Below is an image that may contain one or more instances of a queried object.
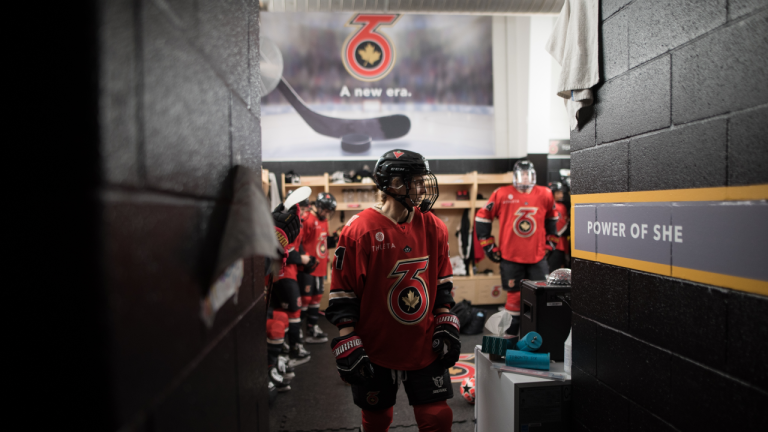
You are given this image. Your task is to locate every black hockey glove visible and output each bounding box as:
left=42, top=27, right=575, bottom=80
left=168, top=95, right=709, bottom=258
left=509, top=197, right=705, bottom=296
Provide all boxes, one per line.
left=479, top=236, right=501, bottom=263
left=272, top=204, right=301, bottom=247
left=546, top=235, right=559, bottom=252
left=432, top=313, right=461, bottom=369
left=302, top=255, right=318, bottom=273
left=331, top=332, right=374, bottom=386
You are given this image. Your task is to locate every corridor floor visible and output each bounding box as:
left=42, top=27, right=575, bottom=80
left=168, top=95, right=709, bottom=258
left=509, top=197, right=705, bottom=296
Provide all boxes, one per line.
left=269, top=309, right=493, bottom=432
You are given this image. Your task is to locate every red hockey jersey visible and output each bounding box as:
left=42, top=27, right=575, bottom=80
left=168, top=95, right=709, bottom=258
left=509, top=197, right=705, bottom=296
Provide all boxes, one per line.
left=275, top=230, right=302, bottom=282
left=555, top=202, right=570, bottom=253
left=301, top=211, right=329, bottom=277
left=475, top=185, right=558, bottom=264
left=327, top=207, right=453, bottom=371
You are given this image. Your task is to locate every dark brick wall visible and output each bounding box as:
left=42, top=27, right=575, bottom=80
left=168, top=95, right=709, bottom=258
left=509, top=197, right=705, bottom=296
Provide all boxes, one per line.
left=571, top=2, right=768, bottom=431
left=96, top=0, right=266, bottom=430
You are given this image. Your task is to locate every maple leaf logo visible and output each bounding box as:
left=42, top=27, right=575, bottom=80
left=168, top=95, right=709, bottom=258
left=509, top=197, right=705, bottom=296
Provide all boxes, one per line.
left=402, top=290, right=420, bottom=311
left=358, top=43, right=381, bottom=66
left=520, top=221, right=531, bottom=231
left=393, top=151, right=404, bottom=159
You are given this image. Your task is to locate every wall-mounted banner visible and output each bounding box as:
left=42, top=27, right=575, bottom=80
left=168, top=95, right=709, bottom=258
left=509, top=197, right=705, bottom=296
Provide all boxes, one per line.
left=571, top=185, right=768, bottom=295
left=260, top=13, right=493, bottom=161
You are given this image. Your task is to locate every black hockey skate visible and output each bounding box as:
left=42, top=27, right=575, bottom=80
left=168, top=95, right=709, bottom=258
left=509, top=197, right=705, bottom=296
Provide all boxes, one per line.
left=288, top=343, right=311, bottom=367
left=269, top=367, right=291, bottom=393
left=305, top=324, right=329, bottom=344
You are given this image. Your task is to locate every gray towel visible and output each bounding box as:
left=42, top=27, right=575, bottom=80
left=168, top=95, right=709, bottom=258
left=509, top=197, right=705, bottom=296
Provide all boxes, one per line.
left=546, top=0, right=599, bottom=130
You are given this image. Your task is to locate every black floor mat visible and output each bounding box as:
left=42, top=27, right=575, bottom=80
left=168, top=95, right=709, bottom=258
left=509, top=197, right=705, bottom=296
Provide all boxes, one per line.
left=269, top=306, right=501, bottom=432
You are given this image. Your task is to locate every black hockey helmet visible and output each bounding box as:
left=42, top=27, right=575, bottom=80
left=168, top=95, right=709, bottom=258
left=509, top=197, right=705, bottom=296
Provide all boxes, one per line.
left=374, top=149, right=439, bottom=213
left=512, top=160, right=536, bottom=193
left=548, top=181, right=564, bottom=193
left=315, top=192, right=337, bottom=220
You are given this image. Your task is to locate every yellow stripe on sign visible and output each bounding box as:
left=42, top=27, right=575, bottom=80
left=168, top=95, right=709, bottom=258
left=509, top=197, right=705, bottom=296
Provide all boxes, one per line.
left=571, top=184, right=768, bottom=204
left=672, top=266, right=768, bottom=296
left=596, top=253, right=671, bottom=276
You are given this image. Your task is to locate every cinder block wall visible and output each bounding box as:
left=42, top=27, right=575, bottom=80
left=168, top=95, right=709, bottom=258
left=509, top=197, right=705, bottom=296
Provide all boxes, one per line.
left=98, top=0, right=266, bottom=430
left=570, top=1, right=767, bottom=431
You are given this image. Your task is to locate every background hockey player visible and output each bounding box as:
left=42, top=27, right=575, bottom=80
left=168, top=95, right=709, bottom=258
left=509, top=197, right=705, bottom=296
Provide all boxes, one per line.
left=546, top=181, right=570, bottom=272
left=475, top=160, right=559, bottom=337
left=325, top=149, right=460, bottom=432
left=271, top=196, right=317, bottom=367
left=299, top=192, right=337, bottom=344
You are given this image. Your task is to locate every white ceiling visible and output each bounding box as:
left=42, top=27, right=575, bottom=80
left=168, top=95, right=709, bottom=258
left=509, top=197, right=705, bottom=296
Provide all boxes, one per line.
left=261, top=0, right=564, bottom=14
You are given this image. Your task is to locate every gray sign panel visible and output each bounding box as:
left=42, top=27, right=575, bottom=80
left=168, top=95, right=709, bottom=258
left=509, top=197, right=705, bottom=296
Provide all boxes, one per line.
left=573, top=205, right=596, bottom=253
left=596, top=204, right=672, bottom=265
left=672, top=201, right=768, bottom=281
left=573, top=199, right=768, bottom=283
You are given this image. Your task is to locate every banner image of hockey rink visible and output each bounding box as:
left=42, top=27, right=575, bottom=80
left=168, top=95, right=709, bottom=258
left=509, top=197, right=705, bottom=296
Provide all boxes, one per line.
left=260, top=13, right=493, bottom=161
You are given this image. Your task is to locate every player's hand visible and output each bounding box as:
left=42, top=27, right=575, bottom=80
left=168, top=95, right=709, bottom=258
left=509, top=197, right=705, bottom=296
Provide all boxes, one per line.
left=273, top=205, right=301, bottom=247
left=432, top=313, right=461, bottom=369
left=479, top=237, right=501, bottom=263
left=331, top=332, right=374, bottom=386
left=303, top=255, right=318, bottom=273
left=546, top=235, right=559, bottom=252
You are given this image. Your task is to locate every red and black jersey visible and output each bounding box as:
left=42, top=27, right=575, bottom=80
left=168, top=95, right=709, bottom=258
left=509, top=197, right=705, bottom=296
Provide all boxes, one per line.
left=475, top=185, right=558, bottom=264
left=326, top=207, right=454, bottom=371
left=301, top=211, right=329, bottom=277
left=275, top=230, right=302, bottom=282
left=555, top=202, right=569, bottom=253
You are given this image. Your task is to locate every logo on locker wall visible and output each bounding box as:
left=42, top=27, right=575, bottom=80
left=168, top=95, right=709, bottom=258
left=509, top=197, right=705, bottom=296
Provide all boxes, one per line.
left=343, top=14, right=400, bottom=82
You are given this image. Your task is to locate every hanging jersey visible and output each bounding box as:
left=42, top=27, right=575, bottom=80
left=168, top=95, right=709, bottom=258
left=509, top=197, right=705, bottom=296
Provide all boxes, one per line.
left=555, top=202, right=569, bottom=252
left=327, top=207, right=454, bottom=371
left=475, top=185, right=558, bottom=264
left=302, top=211, right=329, bottom=277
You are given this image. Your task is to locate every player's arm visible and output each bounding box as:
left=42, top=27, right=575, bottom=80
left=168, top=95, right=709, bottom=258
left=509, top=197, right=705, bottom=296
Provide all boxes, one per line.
left=475, top=189, right=501, bottom=262
left=326, top=233, right=374, bottom=384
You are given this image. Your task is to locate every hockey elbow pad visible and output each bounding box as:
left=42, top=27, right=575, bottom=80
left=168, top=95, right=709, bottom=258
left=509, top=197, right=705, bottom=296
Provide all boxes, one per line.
left=432, top=313, right=461, bottom=369
left=479, top=236, right=501, bottom=263
left=331, top=332, right=374, bottom=386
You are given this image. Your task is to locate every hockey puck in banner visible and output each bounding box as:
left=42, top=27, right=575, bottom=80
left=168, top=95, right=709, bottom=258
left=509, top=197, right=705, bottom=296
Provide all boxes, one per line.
left=341, top=133, right=372, bottom=152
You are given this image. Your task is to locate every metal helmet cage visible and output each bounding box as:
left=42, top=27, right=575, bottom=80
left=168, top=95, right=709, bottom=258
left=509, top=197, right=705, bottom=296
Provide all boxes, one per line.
left=512, top=160, right=536, bottom=193
left=315, top=192, right=337, bottom=220
left=374, top=149, right=439, bottom=213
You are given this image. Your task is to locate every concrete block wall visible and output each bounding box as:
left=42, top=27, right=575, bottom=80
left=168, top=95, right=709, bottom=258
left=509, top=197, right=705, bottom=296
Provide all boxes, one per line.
left=98, top=0, right=265, bottom=430
left=570, top=1, right=768, bottom=431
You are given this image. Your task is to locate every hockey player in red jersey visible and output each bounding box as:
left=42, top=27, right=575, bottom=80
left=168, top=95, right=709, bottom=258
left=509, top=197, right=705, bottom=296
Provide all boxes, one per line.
left=272, top=193, right=317, bottom=367
left=546, top=182, right=570, bottom=272
left=475, top=160, right=559, bottom=337
left=299, top=192, right=336, bottom=344
left=326, top=149, right=460, bottom=432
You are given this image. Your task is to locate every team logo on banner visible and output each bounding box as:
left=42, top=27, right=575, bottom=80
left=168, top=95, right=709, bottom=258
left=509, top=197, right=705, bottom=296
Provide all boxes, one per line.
left=449, top=354, right=476, bottom=383
left=342, top=14, right=400, bottom=82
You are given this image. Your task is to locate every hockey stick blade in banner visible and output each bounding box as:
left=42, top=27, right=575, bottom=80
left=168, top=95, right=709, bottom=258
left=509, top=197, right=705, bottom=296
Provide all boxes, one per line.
left=277, top=77, right=411, bottom=140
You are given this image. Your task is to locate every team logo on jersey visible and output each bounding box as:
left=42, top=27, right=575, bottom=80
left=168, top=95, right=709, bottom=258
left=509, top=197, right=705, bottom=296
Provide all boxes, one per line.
left=393, top=151, right=404, bottom=158
left=485, top=202, right=494, bottom=211
left=343, top=14, right=400, bottom=82
left=513, top=207, right=538, bottom=238
left=432, top=376, right=444, bottom=388
left=403, top=245, right=412, bottom=253
left=387, top=257, right=430, bottom=325
left=317, top=232, right=328, bottom=259
left=375, top=232, right=385, bottom=242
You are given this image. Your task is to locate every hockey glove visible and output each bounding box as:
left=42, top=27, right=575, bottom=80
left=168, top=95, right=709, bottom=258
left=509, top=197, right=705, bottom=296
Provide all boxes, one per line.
left=273, top=204, right=301, bottom=247
left=432, top=313, right=461, bottom=369
left=302, top=255, right=318, bottom=274
left=546, top=235, right=560, bottom=252
left=331, top=332, right=374, bottom=386
left=479, top=237, right=501, bottom=263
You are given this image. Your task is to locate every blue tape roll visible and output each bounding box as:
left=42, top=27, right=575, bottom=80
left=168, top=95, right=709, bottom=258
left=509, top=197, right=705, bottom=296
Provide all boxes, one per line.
left=505, top=349, right=550, bottom=370
left=516, top=332, right=543, bottom=352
